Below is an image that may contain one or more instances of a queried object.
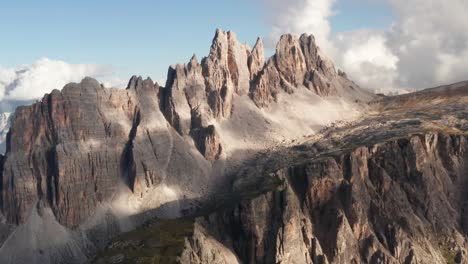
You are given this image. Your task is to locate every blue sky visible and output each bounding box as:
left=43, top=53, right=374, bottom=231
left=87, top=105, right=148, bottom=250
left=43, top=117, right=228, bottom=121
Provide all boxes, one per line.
left=0, top=0, right=393, bottom=81
left=331, top=0, right=393, bottom=32
left=2, top=0, right=466, bottom=109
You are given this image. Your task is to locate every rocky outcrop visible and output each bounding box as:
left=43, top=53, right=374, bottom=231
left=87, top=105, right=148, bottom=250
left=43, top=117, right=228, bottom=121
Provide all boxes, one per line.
left=250, top=33, right=340, bottom=106
left=248, top=38, right=265, bottom=81
left=249, top=59, right=282, bottom=107
left=161, top=55, right=208, bottom=136
left=275, top=34, right=307, bottom=87
left=161, top=29, right=354, bottom=133
left=190, top=125, right=222, bottom=161
left=179, top=223, right=241, bottom=264
left=201, top=30, right=247, bottom=119
left=160, top=30, right=253, bottom=158
left=193, top=132, right=467, bottom=264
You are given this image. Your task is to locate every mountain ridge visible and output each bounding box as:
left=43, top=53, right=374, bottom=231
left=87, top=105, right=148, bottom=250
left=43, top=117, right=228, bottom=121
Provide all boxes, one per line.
left=1, top=29, right=466, bottom=264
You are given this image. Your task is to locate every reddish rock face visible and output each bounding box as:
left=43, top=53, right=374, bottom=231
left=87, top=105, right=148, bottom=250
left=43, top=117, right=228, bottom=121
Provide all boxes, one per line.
left=2, top=78, right=131, bottom=226
left=193, top=133, right=468, bottom=264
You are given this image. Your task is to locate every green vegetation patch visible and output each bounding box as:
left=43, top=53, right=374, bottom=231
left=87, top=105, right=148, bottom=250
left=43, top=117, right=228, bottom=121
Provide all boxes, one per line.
left=92, top=218, right=195, bottom=264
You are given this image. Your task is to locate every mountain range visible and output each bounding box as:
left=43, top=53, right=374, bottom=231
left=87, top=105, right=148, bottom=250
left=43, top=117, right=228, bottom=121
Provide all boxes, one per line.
left=0, top=29, right=467, bottom=264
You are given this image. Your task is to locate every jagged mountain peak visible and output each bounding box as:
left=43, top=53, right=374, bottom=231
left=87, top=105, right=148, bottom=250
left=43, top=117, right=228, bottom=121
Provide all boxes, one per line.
left=248, top=37, right=265, bottom=80
left=161, top=29, right=372, bottom=120
left=188, top=54, right=199, bottom=69
left=126, top=75, right=155, bottom=90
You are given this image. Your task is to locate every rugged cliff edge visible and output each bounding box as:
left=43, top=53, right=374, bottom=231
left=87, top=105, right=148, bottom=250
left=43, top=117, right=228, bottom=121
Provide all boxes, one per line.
left=94, top=82, right=468, bottom=263
left=0, top=29, right=374, bottom=264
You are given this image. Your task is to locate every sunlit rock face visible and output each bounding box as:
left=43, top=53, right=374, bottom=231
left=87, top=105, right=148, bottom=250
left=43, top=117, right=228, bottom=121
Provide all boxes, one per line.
left=0, top=29, right=377, bottom=263
left=1, top=77, right=212, bottom=227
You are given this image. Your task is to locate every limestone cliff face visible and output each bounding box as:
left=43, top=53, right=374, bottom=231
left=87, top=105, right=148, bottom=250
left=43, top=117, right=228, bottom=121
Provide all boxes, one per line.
left=1, top=77, right=211, bottom=227
left=191, top=133, right=467, bottom=264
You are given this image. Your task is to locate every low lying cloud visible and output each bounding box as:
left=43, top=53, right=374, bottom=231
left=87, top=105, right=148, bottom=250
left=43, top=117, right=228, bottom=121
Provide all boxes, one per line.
left=0, top=58, right=126, bottom=112
left=262, top=0, right=468, bottom=93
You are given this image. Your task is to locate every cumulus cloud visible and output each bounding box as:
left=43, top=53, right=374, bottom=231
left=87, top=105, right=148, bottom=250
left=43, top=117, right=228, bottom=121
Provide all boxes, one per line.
left=0, top=58, right=126, bottom=111
left=334, top=30, right=399, bottom=92
left=386, top=0, right=468, bottom=90
left=263, top=0, right=336, bottom=54
left=262, top=0, right=468, bottom=93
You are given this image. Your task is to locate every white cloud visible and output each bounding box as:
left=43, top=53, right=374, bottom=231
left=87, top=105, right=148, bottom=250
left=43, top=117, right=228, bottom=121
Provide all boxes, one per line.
left=0, top=68, right=16, bottom=101
left=263, top=0, right=336, bottom=54
left=261, top=0, right=468, bottom=93
left=0, top=58, right=126, bottom=104
left=334, top=30, right=399, bottom=93
left=385, top=0, right=468, bottom=90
